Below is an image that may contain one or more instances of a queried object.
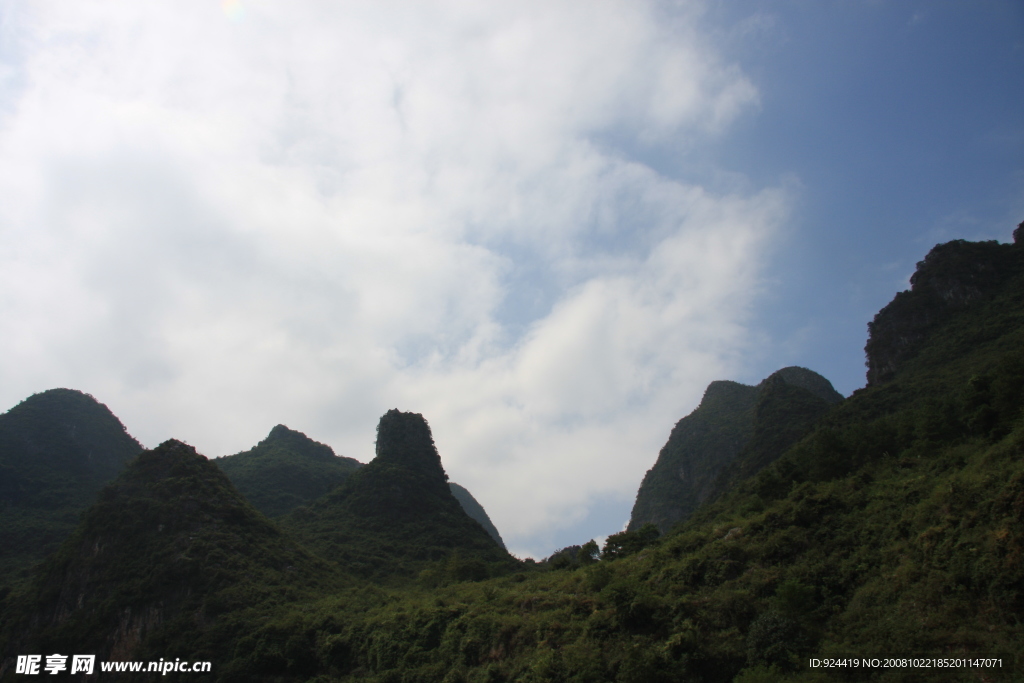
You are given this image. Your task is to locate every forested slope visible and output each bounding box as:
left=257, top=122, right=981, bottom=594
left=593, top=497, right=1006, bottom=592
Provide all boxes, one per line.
left=0, top=389, right=142, bottom=589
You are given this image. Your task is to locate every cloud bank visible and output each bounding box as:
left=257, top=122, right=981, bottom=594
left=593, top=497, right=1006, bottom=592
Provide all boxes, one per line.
left=0, top=0, right=788, bottom=557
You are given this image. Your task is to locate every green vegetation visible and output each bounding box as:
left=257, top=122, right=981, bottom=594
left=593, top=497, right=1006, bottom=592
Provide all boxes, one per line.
left=0, top=439, right=346, bottom=678
left=0, top=389, right=141, bottom=590
left=3, top=235, right=1024, bottom=681
left=216, top=424, right=362, bottom=519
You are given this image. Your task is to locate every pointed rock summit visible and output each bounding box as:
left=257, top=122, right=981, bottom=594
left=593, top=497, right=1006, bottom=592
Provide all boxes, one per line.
left=282, top=410, right=512, bottom=579
left=374, top=408, right=448, bottom=485
left=262, top=423, right=339, bottom=459
left=628, top=367, right=842, bottom=533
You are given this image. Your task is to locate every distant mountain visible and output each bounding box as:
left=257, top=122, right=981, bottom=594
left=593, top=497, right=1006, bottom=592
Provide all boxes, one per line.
left=0, top=439, right=342, bottom=675
left=0, top=389, right=142, bottom=588
left=216, top=424, right=362, bottom=519
left=628, top=366, right=843, bottom=533
left=281, top=409, right=513, bottom=579
left=449, top=482, right=506, bottom=550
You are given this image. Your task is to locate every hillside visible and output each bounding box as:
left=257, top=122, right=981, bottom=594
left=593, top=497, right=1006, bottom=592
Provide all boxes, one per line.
left=0, top=389, right=142, bottom=589
left=629, top=367, right=843, bottom=533
left=281, top=409, right=514, bottom=580
left=0, top=439, right=344, bottom=680
left=216, top=424, right=362, bottom=519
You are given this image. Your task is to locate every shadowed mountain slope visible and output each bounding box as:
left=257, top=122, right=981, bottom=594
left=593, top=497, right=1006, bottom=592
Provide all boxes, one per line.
left=0, top=389, right=142, bottom=588
left=281, top=409, right=513, bottom=580
left=449, top=482, right=506, bottom=550
left=628, top=367, right=842, bottom=533
left=0, top=439, right=343, bottom=678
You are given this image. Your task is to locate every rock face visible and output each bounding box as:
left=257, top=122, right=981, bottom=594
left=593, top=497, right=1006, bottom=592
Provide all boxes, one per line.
left=865, top=237, right=1024, bottom=385
left=374, top=409, right=447, bottom=482
left=282, top=410, right=512, bottom=579
left=0, top=389, right=143, bottom=586
left=628, top=367, right=842, bottom=533
left=0, top=439, right=336, bottom=670
left=216, top=424, right=362, bottom=519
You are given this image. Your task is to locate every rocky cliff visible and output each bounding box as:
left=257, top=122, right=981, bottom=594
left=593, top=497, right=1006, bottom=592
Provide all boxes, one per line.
left=628, top=367, right=842, bottom=533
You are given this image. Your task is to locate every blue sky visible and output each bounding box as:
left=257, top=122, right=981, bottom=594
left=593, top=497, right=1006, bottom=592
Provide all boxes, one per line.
left=710, top=1, right=1024, bottom=395
left=0, top=1, right=1021, bottom=559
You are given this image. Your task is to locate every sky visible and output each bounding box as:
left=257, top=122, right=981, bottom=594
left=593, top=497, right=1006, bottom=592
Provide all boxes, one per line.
left=0, top=1, right=1021, bottom=560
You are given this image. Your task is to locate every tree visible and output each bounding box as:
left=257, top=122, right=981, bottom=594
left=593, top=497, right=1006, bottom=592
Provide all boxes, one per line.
left=602, top=524, right=660, bottom=560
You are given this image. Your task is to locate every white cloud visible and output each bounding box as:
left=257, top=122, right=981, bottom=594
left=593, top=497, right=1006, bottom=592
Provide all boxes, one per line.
left=0, top=0, right=787, bottom=558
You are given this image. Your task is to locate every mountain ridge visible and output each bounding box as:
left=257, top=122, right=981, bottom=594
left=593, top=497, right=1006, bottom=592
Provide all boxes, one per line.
left=3, top=230, right=1024, bottom=681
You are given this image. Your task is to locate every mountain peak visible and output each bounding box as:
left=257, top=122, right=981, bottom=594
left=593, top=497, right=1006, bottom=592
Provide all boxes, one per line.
left=2, top=388, right=141, bottom=478
left=374, top=409, right=446, bottom=483
left=0, top=388, right=143, bottom=585
left=217, top=426, right=359, bottom=519
left=267, top=423, right=297, bottom=439
left=257, top=424, right=335, bottom=459
left=762, top=366, right=844, bottom=403
left=120, top=440, right=225, bottom=493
